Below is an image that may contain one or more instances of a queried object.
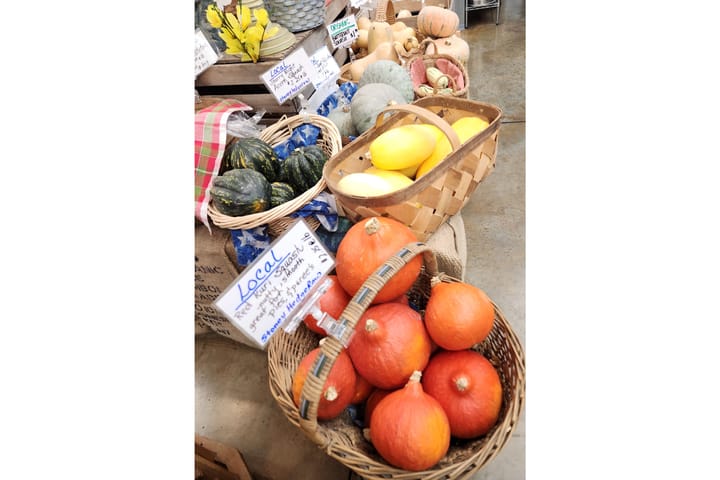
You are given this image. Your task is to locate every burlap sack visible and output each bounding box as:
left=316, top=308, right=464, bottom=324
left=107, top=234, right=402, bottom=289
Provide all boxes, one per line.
left=195, top=222, right=258, bottom=348
left=195, top=214, right=467, bottom=345
left=424, top=213, right=467, bottom=280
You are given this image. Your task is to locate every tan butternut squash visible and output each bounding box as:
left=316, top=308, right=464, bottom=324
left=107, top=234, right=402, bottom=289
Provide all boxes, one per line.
left=354, top=29, right=369, bottom=50
left=357, top=16, right=372, bottom=31
left=349, top=41, right=400, bottom=81
left=390, top=21, right=409, bottom=32
left=367, top=22, right=394, bottom=53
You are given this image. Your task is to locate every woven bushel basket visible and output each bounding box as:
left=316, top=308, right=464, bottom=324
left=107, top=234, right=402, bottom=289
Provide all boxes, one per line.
left=207, top=113, right=342, bottom=237
left=268, top=242, right=525, bottom=480
left=323, top=96, right=502, bottom=242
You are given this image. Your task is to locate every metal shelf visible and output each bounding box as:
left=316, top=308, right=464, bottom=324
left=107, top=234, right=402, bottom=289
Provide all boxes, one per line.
left=466, top=0, right=500, bottom=26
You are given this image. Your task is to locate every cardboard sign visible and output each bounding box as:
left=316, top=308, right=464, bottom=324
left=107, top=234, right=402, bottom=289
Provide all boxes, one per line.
left=327, top=15, right=359, bottom=49
left=214, top=219, right=335, bottom=348
left=260, top=48, right=314, bottom=105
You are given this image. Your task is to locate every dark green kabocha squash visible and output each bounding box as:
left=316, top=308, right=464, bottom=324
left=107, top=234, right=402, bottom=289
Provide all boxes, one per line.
left=270, top=182, right=296, bottom=208
left=209, top=168, right=271, bottom=216
left=222, top=137, right=281, bottom=182
left=280, top=145, right=329, bottom=193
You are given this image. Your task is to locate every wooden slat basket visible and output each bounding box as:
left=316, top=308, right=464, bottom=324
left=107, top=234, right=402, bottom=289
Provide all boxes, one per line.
left=207, top=113, right=342, bottom=236
left=267, top=242, right=525, bottom=480
left=323, top=96, right=502, bottom=241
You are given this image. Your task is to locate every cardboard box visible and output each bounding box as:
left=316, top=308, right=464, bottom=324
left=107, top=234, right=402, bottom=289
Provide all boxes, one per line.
left=195, top=223, right=257, bottom=348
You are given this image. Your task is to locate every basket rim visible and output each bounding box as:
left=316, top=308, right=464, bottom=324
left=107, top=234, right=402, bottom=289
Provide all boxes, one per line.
left=207, top=113, right=342, bottom=230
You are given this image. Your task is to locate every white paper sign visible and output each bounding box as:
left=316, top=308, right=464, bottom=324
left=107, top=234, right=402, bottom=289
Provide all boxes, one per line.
left=195, top=29, right=219, bottom=77
left=260, top=48, right=314, bottom=105
left=327, top=15, right=359, bottom=49
left=308, top=46, right=341, bottom=89
left=214, top=219, right=335, bottom=348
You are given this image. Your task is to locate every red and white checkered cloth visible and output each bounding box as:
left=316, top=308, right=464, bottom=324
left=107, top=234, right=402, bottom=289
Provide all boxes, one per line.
left=195, top=99, right=252, bottom=230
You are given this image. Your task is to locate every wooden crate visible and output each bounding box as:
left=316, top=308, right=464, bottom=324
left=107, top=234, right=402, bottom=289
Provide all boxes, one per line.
left=195, top=0, right=350, bottom=117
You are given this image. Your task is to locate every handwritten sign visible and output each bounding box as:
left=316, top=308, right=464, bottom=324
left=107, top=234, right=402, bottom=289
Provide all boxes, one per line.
left=213, top=219, right=335, bottom=349
left=308, top=46, right=341, bottom=88
left=195, top=29, right=219, bottom=77
left=260, top=48, right=314, bottom=105
left=327, top=15, right=359, bottom=49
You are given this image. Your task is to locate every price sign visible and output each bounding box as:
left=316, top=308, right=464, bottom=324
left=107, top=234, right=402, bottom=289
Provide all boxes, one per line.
left=213, top=219, right=335, bottom=349
left=260, top=48, right=314, bottom=105
left=308, top=46, right=341, bottom=89
left=195, top=29, right=219, bottom=77
left=327, top=15, right=359, bottom=49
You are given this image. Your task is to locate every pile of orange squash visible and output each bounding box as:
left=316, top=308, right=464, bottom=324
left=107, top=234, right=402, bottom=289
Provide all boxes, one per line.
left=291, top=217, right=503, bottom=471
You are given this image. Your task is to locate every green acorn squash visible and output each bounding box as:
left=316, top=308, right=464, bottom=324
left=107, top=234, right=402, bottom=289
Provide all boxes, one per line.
left=222, top=137, right=280, bottom=182
left=209, top=168, right=271, bottom=216
left=270, top=182, right=296, bottom=208
left=280, top=145, right=329, bottom=193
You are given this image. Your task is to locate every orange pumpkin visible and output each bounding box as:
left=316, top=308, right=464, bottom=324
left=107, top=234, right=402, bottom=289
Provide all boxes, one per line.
left=347, top=302, right=432, bottom=389
left=302, top=275, right=351, bottom=335
left=363, top=387, right=394, bottom=427
left=335, top=217, right=422, bottom=304
left=351, top=373, right=374, bottom=405
left=417, top=5, right=459, bottom=39
left=291, top=347, right=357, bottom=420
left=422, top=350, right=503, bottom=439
left=369, top=371, right=450, bottom=471
left=424, top=279, right=495, bottom=350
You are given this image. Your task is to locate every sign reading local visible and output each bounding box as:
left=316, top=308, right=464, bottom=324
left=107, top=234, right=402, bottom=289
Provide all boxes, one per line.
left=260, top=47, right=315, bottom=105
left=214, top=219, right=335, bottom=348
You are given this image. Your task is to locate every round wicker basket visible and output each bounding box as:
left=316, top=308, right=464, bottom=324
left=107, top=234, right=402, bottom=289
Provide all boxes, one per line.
left=407, top=52, right=469, bottom=100
left=207, top=113, right=342, bottom=235
left=268, top=242, right=525, bottom=480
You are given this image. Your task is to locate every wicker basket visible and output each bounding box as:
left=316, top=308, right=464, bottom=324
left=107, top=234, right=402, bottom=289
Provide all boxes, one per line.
left=207, top=113, right=342, bottom=236
left=407, top=53, right=469, bottom=99
left=323, top=97, right=502, bottom=241
left=268, top=242, right=525, bottom=480
left=265, top=0, right=325, bottom=33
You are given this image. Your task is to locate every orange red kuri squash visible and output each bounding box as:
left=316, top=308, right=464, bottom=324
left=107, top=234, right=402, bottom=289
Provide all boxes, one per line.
left=363, top=387, right=394, bottom=427
left=302, top=275, right=351, bottom=335
left=422, top=349, right=503, bottom=439
left=351, top=373, right=374, bottom=405
left=369, top=370, right=451, bottom=471
left=335, top=217, right=422, bottom=304
left=424, top=279, right=495, bottom=350
left=291, top=347, right=357, bottom=420
left=347, top=302, right=432, bottom=389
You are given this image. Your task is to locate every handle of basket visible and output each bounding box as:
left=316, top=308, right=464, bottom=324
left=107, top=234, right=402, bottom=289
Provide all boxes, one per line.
left=374, top=103, right=462, bottom=152
left=419, top=37, right=438, bottom=56
left=297, top=242, right=438, bottom=443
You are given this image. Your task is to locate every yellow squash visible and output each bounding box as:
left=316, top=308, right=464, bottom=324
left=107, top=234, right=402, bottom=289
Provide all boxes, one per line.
left=369, top=124, right=437, bottom=171
left=336, top=172, right=395, bottom=197
left=416, top=116, right=490, bottom=179
left=363, top=166, right=414, bottom=192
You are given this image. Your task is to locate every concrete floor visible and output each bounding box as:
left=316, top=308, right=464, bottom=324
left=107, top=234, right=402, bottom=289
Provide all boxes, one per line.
left=196, top=3, right=526, bottom=479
